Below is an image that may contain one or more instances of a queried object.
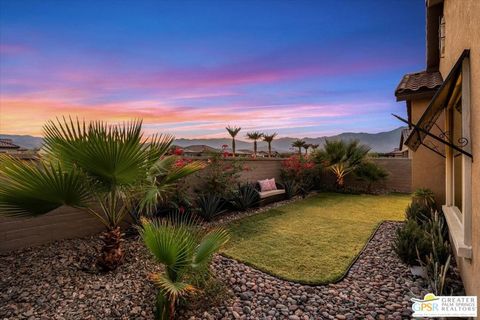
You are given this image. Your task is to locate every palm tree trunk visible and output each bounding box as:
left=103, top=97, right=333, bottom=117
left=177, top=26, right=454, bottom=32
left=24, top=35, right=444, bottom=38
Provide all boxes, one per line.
left=298, top=147, right=301, bottom=155
left=254, top=140, right=257, bottom=157
left=336, top=176, right=345, bottom=189
left=232, top=138, right=236, bottom=158
left=268, top=143, right=272, bottom=158
left=97, top=226, right=124, bottom=271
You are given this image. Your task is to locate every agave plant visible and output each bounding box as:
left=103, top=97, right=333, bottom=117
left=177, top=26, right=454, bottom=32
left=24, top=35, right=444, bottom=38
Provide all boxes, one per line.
left=262, top=133, right=277, bottom=158
left=246, top=131, right=263, bottom=157
left=140, top=217, right=230, bottom=320
left=226, top=126, right=241, bottom=157
left=314, top=139, right=370, bottom=189
left=291, top=139, right=306, bottom=155
left=231, top=184, right=260, bottom=211
left=196, top=194, right=227, bottom=221
left=0, top=117, right=204, bottom=271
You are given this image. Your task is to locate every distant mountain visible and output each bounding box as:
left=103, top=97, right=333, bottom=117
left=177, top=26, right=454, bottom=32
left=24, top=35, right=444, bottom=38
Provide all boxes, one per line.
left=174, top=127, right=406, bottom=153
left=1, top=127, right=405, bottom=153
left=0, top=134, right=44, bottom=149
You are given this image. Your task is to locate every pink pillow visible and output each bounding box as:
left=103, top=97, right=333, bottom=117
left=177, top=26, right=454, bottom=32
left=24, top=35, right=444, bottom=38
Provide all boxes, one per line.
left=258, top=178, right=277, bottom=192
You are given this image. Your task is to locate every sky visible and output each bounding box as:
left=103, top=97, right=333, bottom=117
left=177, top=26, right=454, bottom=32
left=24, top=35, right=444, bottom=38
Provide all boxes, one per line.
left=0, top=0, right=425, bottom=139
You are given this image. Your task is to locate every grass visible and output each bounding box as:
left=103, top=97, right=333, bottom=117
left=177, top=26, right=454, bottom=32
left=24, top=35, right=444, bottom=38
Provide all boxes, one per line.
left=221, top=192, right=410, bottom=284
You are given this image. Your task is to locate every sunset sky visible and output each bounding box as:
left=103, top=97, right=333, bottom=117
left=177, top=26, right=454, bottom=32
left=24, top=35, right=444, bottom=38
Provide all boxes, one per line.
left=0, top=1, right=425, bottom=138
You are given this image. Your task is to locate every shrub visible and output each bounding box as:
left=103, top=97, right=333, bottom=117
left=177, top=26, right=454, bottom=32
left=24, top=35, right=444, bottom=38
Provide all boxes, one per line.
left=393, top=220, right=431, bottom=266
left=424, top=211, right=451, bottom=265
left=353, top=161, right=388, bottom=193
left=405, top=202, right=432, bottom=227
left=412, top=188, right=437, bottom=210
left=140, top=216, right=229, bottom=320
left=231, top=184, right=260, bottom=211
left=281, top=155, right=316, bottom=196
left=196, top=194, right=227, bottom=221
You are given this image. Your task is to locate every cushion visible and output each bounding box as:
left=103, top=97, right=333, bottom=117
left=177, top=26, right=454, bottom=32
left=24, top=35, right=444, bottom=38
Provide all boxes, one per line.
left=258, top=189, right=286, bottom=199
left=258, top=178, right=277, bottom=192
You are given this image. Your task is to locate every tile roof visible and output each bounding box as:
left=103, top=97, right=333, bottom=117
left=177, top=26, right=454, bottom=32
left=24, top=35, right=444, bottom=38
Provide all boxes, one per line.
left=395, top=71, right=443, bottom=99
left=0, top=139, right=20, bottom=149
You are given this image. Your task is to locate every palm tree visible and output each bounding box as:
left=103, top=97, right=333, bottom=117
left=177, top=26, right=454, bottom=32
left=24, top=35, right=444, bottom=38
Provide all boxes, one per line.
left=263, top=133, right=277, bottom=158
left=303, top=143, right=311, bottom=155
left=310, top=144, right=319, bottom=151
left=140, top=216, right=229, bottom=320
left=314, top=139, right=370, bottom=189
left=0, top=117, right=204, bottom=271
left=291, top=139, right=306, bottom=155
left=226, top=126, right=241, bottom=157
left=246, top=131, right=263, bottom=157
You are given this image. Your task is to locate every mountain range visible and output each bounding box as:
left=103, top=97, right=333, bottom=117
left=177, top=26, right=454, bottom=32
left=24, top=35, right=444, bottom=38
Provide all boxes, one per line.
left=1, top=126, right=405, bottom=153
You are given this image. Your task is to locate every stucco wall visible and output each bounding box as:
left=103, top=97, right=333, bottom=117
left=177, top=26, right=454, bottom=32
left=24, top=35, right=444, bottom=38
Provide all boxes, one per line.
left=410, top=98, right=446, bottom=204
left=441, top=0, right=480, bottom=302
left=0, top=158, right=411, bottom=252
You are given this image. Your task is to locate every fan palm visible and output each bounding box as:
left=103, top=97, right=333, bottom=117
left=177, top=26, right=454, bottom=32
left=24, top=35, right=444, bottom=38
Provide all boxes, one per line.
left=0, top=117, right=204, bottom=271
left=314, top=139, right=370, bottom=188
left=310, top=144, right=319, bottom=151
left=291, top=139, right=306, bottom=155
left=225, top=126, right=241, bottom=157
left=262, top=133, right=277, bottom=158
left=246, top=131, right=263, bottom=157
left=303, top=143, right=311, bottom=155
left=140, top=216, right=229, bottom=320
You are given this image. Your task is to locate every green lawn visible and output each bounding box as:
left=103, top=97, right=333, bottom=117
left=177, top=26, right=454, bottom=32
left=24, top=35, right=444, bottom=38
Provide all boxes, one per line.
left=221, top=192, right=410, bottom=284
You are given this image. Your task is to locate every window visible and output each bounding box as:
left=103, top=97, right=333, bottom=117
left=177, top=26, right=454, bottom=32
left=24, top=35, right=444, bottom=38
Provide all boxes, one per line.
left=439, top=16, right=445, bottom=58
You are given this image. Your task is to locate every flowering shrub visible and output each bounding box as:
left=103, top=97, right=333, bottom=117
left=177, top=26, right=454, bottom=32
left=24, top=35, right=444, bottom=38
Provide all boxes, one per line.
left=281, top=155, right=317, bottom=197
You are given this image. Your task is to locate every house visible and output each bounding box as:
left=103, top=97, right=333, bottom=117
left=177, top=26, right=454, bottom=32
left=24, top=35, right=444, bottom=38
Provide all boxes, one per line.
left=0, top=139, right=21, bottom=153
left=394, top=0, right=479, bottom=302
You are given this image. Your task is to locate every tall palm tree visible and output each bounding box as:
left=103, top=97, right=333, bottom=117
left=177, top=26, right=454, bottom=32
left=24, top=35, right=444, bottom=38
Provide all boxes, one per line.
left=291, top=139, right=306, bottom=155
left=263, top=133, right=277, bottom=158
left=246, top=131, right=263, bottom=157
left=140, top=216, right=229, bottom=320
left=310, top=144, right=319, bottom=151
left=0, top=117, right=204, bottom=271
left=225, top=126, right=241, bottom=157
left=314, top=139, right=370, bottom=188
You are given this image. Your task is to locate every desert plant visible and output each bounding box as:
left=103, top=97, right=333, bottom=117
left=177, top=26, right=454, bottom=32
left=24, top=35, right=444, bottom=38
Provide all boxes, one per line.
left=0, top=118, right=203, bottom=271
left=140, top=216, right=229, bottom=320
left=405, top=202, right=432, bottom=226
left=246, top=131, right=263, bottom=157
left=314, top=139, right=370, bottom=189
left=424, top=211, right=451, bottom=264
left=393, top=219, right=431, bottom=266
left=226, top=126, right=241, bottom=157
left=412, top=188, right=436, bottom=210
left=354, top=161, right=388, bottom=193
left=283, top=179, right=298, bottom=199
left=291, top=139, right=306, bottom=155
left=422, top=253, right=452, bottom=295
left=303, top=143, right=311, bottom=155
left=196, top=194, right=227, bottom=221
left=263, top=133, right=277, bottom=158
left=231, top=184, right=260, bottom=211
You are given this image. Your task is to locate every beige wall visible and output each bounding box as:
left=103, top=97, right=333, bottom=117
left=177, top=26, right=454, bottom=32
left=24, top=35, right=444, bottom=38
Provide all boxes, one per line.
left=410, top=98, right=446, bottom=204
left=440, top=0, right=480, bottom=302
left=0, top=158, right=411, bottom=252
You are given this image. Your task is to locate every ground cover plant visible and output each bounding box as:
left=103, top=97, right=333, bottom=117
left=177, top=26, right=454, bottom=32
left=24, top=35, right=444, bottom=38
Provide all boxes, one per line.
left=221, top=192, right=410, bottom=284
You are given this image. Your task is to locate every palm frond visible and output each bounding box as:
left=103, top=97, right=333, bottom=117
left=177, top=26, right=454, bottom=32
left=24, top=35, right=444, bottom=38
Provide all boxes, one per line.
left=0, top=154, right=91, bottom=217
left=226, top=126, right=241, bottom=137
left=150, top=272, right=197, bottom=298
left=193, top=228, right=230, bottom=268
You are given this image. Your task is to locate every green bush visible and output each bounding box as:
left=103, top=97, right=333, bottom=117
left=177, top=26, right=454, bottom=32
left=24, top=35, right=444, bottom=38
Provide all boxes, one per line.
left=393, top=219, right=431, bottom=266
left=424, top=211, right=451, bottom=265
left=231, top=184, right=260, bottom=211
left=196, top=194, right=227, bottom=221
left=283, top=179, right=298, bottom=199
left=353, top=161, right=388, bottom=193
left=412, top=188, right=437, bottom=210
left=405, top=202, right=432, bottom=226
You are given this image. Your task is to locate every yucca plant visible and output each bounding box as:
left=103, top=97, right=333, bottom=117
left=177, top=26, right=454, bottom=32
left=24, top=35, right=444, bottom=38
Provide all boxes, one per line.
left=231, top=184, right=260, bottom=211
left=196, top=194, right=227, bottom=221
left=412, top=188, right=437, bottom=210
left=405, top=202, right=432, bottom=227
left=140, top=217, right=230, bottom=320
left=0, top=117, right=204, bottom=271
left=313, top=139, right=370, bottom=189
left=226, top=126, right=241, bottom=158
left=246, top=131, right=263, bottom=157
left=263, top=133, right=277, bottom=158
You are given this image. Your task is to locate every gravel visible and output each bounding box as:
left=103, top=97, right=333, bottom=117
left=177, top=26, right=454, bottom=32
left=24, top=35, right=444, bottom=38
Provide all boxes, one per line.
left=0, top=220, right=462, bottom=320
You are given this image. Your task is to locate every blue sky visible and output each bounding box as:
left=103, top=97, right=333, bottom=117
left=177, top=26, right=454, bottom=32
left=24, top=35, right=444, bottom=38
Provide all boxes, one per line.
left=0, top=0, right=425, bottom=138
